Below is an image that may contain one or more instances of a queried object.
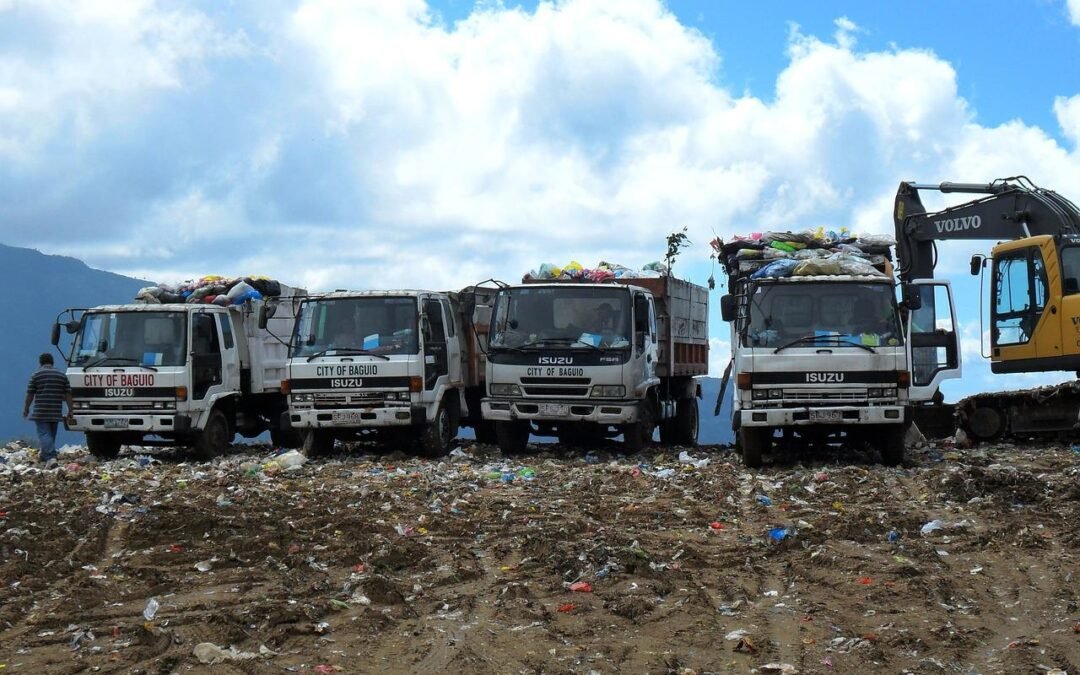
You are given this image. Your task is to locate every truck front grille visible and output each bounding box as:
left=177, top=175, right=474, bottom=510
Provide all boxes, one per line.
left=85, top=400, right=174, bottom=412
left=782, top=390, right=868, bottom=402
left=314, top=392, right=388, bottom=408
left=520, top=377, right=591, bottom=398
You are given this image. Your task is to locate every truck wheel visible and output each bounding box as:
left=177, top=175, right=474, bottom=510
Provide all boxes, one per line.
left=475, top=420, right=497, bottom=445
left=270, top=428, right=303, bottom=449
left=85, top=432, right=122, bottom=460
left=738, top=426, right=769, bottom=468
left=674, top=399, right=699, bottom=446
left=193, top=409, right=233, bottom=461
left=879, top=424, right=906, bottom=466
left=495, top=420, right=530, bottom=454
left=302, top=429, right=335, bottom=457
left=623, top=406, right=654, bottom=452
left=420, top=405, right=452, bottom=457
left=967, top=405, right=1004, bottom=441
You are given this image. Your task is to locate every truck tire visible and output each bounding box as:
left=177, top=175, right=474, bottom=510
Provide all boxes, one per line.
left=495, top=420, right=530, bottom=454
left=738, top=426, right=770, bottom=468
left=879, top=424, right=905, bottom=466
left=623, top=406, right=654, bottom=452
left=672, top=399, right=699, bottom=446
left=270, top=428, right=303, bottom=449
left=419, top=405, right=452, bottom=457
left=86, top=432, right=122, bottom=460
left=193, top=409, right=233, bottom=461
left=302, top=429, right=335, bottom=458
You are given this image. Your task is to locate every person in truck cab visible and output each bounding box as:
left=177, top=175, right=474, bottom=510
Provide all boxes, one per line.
left=851, top=297, right=893, bottom=337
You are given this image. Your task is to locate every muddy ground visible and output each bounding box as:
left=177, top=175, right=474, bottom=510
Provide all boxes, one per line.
left=0, top=437, right=1078, bottom=674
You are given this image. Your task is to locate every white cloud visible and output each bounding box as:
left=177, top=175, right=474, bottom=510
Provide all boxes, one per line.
left=1068, top=0, right=1080, bottom=26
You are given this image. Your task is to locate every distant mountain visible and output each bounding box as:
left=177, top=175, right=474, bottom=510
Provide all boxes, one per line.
left=0, top=243, right=149, bottom=444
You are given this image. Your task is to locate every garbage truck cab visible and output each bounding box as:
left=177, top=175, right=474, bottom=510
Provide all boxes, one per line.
left=482, top=277, right=708, bottom=452
left=54, top=285, right=302, bottom=460
left=722, top=270, right=913, bottom=467
left=282, top=290, right=487, bottom=456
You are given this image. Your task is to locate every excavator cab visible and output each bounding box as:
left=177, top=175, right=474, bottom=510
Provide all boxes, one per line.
left=985, top=234, right=1080, bottom=373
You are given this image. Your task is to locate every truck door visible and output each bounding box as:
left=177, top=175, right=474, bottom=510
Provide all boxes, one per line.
left=422, top=298, right=449, bottom=391
left=906, top=280, right=961, bottom=402
left=191, top=312, right=223, bottom=401
left=440, top=298, right=462, bottom=384
left=634, top=292, right=657, bottom=381
left=216, top=312, right=241, bottom=392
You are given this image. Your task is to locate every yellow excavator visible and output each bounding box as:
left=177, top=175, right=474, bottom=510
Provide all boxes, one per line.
left=894, top=176, right=1080, bottom=440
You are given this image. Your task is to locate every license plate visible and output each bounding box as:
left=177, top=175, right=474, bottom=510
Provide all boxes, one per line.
left=538, top=403, right=569, bottom=416
left=331, top=411, right=364, bottom=425
left=809, top=409, right=842, bottom=423
left=103, top=418, right=128, bottom=429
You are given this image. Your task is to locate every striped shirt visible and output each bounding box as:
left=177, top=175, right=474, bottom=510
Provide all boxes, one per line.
left=26, top=366, right=71, bottom=421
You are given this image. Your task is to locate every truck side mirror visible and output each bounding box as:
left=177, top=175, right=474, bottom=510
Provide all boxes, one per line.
left=66, top=320, right=80, bottom=334
left=50, top=323, right=61, bottom=346
left=901, top=285, right=922, bottom=311
left=969, top=254, right=985, bottom=276
left=720, top=295, right=736, bottom=322
left=258, top=304, right=276, bottom=329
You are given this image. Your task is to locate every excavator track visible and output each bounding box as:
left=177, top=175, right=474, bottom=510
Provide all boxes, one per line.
left=957, top=380, right=1080, bottom=442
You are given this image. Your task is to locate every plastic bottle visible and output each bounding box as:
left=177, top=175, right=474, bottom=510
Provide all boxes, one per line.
left=143, top=597, right=160, bottom=620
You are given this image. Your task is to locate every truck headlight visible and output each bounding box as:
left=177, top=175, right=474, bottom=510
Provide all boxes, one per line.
left=591, top=385, right=625, bottom=397
left=292, top=393, right=314, bottom=403
left=490, top=383, right=521, bottom=397
left=768, top=389, right=782, bottom=399
left=75, top=401, right=90, bottom=410
left=393, top=392, right=410, bottom=401
left=752, top=389, right=767, bottom=400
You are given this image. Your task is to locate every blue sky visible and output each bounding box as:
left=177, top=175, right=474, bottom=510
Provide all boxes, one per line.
left=3, top=0, right=1080, bottom=401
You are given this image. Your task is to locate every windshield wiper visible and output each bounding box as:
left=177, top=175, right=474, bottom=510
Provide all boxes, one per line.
left=306, top=347, right=391, bottom=362
left=82, top=357, right=159, bottom=371
left=773, top=335, right=877, bottom=354
left=515, top=337, right=603, bottom=350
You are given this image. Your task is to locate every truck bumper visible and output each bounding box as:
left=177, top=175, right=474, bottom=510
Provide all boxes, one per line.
left=288, top=407, right=419, bottom=429
left=69, top=413, right=192, bottom=434
left=482, top=398, right=640, bottom=424
left=739, top=406, right=905, bottom=427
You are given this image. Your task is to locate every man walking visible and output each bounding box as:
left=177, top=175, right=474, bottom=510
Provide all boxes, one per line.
left=23, top=353, right=74, bottom=466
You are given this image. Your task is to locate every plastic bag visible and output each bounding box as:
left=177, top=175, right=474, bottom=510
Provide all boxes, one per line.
left=857, top=234, right=896, bottom=247
left=537, top=263, right=560, bottom=279
left=642, top=261, right=668, bottom=273
left=735, top=248, right=763, bottom=260
left=751, top=259, right=799, bottom=279
left=793, top=259, right=843, bottom=276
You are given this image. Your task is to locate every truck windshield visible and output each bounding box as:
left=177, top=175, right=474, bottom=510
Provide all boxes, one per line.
left=71, top=311, right=187, bottom=367
left=291, top=296, right=419, bottom=357
left=490, top=287, right=631, bottom=349
left=745, top=282, right=903, bottom=348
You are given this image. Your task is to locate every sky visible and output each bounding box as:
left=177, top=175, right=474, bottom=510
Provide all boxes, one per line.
left=3, top=0, right=1080, bottom=401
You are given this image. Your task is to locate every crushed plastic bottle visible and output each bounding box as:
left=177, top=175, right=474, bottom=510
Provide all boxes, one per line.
left=756, top=495, right=773, bottom=506
left=886, top=530, right=900, bottom=543
left=143, top=597, right=160, bottom=621
left=920, top=519, right=945, bottom=535
left=767, top=526, right=789, bottom=542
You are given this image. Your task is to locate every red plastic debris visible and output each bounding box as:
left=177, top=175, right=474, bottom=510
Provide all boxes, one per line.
left=569, top=581, right=592, bottom=593
left=168, top=544, right=184, bottom=553
left=857, top=576, right=873, bottom=585
left=709, top=521, right=724, bottom=530
left=557, top=603, right=576, bottom=613
left=288, top=543, right=301, bottom=554
left=352, top=563, right=366, bottom=574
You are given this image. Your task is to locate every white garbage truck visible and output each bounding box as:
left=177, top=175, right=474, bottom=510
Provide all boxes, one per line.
left=482, top=275, right=709, bottom=452
left=717, top=240, right=958, bottom=467
left=52, top=282, right=303, bottom=459
left=280, top=289, right=493, bottom=456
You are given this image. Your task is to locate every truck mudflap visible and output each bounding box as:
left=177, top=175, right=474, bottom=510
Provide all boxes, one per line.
left=69, top=413, right=192, bottom=434
left=289, top=407, right=419, bottom=429
left=739, top=406, right=905, bottom=427
left=482, top=399, right=640, bottom=424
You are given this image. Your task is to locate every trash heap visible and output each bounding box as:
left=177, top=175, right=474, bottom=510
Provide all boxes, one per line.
left=524, top=260, right=668, bottom=282
left=710, top=228, right=896, bottom=280
left=134, top=275, right=284, bottom=306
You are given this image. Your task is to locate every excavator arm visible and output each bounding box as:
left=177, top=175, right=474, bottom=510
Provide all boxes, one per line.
left=894, top=176, right=1080, bottom=283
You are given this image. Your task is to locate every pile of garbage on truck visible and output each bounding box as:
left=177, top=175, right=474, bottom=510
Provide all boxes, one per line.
left=710, top=228, right=896, bottom=280
left=524, top=260, right=669, bottom=282
left=134, top=275, right=285, bottom=306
